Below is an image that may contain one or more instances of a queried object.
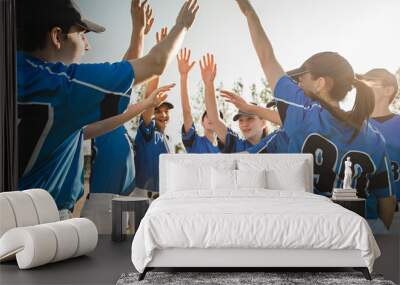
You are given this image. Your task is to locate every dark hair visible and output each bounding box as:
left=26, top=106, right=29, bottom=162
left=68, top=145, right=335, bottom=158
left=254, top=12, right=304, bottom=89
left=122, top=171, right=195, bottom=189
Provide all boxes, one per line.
left=17, top=0, right=76, bottom=51
left=304, top=52, right=375, bottom=141
left=202, top=110, right=224, bottom=122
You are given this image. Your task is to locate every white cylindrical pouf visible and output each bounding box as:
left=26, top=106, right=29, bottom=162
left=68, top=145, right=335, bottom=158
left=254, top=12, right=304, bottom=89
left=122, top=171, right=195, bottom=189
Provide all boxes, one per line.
left=0, top=226, right=57, bottom=269
left=42, top=221, right=79, bottom=263
left=24, top=189, right=59, bottom=224
left=64, top=218, right=98, bottom=257
left=0, top=196, right=17, bottom=237
left=1, top=192, right=39, bottom=227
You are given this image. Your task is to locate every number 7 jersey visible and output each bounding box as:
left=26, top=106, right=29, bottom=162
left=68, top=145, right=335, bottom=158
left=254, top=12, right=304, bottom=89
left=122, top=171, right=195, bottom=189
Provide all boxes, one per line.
left=273, top=75, right=395, bottom=220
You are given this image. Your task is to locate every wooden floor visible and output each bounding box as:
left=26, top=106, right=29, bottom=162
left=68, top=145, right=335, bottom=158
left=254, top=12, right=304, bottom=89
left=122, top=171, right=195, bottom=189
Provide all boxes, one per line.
left=0, top=235, right=398, bottom=285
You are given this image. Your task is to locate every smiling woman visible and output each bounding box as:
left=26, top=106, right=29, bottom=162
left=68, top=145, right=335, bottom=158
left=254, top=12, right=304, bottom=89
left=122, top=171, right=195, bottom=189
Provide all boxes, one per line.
left=0, top=0, right=18, bottom=193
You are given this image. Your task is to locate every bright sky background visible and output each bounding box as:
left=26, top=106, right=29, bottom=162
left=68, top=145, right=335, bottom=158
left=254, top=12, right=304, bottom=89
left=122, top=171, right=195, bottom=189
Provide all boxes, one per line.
left=78, top=0, right=400, bottom=145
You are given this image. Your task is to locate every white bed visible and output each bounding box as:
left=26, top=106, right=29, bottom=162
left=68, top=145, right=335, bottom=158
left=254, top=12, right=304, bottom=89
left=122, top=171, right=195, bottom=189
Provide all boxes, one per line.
left=131, top=154, right=380, bottom=280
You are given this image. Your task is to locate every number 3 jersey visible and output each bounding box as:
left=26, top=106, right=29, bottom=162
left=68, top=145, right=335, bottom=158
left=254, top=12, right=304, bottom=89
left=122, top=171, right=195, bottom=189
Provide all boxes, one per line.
left=274, top=75, right=395, bottom=219
left=17, top=52, right=134, bottom=210
left=370, top=114, right=400, bottom=202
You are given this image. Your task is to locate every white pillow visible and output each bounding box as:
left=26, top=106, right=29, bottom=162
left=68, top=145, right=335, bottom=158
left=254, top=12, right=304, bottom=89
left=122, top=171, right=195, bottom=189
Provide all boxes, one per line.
left=265, top=162, right=307, bottom=191
left=168, top=163, right=211, bottom=191
left=166, top=159, right=237, bottom=193
left=238, top=159, right=308, bottom=192
left=211, top=168, right=237, bottom=190
left=236, top=169, right=267, bottom=189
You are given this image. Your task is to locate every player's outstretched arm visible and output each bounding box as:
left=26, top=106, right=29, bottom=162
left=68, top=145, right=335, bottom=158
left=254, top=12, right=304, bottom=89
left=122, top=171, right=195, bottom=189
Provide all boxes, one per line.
left=123, top=0, right=154, bottom=60
left=200, top=53, right=228, bottom=144
left=83, top=1, right=155, bottom=139
left=178, top=48, right=196, bottom=133
left=220, top=90, right=282, bottom=125
left=235, top=0, right=284, bottom=92
left=141, top=76, right=159, bottom=127
left=141, top=27, right=168, bottom=127
left=130, top=0, right=199, bottom=85
left=83, top=84, right=175, bottom=140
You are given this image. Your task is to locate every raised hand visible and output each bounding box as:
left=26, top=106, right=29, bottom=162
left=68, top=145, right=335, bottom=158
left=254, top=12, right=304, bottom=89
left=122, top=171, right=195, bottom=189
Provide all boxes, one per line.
left=176, top=0, right=199, bottom=29
left=234, top=0, right=285, bottom=91
left=220, top=90, right=251, bottom=112
left=144, top=4, right=154, bottom=35
left=131, top=0, right=148, bottom=29
left=156, top=27, right=168, bottom=44
left=199, top=53, right=217, bottom=84
left=235, top=0, right=254, bottom=16
left=222, top=89, right=282, bottom=125
left=177, top=48, right=196, bottom=76
left=144, top=83, right=176, bottom=108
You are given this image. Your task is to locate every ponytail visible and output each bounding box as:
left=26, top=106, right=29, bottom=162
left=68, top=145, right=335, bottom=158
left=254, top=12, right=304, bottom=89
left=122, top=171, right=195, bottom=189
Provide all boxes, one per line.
left=347, top=78, right=375, bottom=140
left=303, top=52, right=375, bottom=142
left=318, top=78, right=374, bottom=142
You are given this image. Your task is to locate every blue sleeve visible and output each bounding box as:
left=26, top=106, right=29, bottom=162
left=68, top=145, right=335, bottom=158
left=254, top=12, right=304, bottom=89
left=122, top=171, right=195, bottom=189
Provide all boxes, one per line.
left=366, top=148, right=395, bottom=219
left=137, top=118, right=155, bottom=142
left=246, top=129, right=289, bottom=154
left=274, top=76, right=316, bottom=137
left=222, top=128, right=242, bottom=153
left=369, top=150, right=395, bottom=199
left=54, top=61, right=135, bottom=129
left=181, top=124, right=199, bottom=151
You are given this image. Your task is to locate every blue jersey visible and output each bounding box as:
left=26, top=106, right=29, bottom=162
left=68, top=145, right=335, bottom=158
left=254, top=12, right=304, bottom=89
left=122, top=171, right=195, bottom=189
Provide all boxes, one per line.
left=246, top=129, right=289, bottom=154
left=90, top=126, right=135, bottom=195
left=221, top=128, right=260, bottom=153
left=134, top=119, right=172, bottom=192
left=274, top=75, right=394, bottom=219
left=370, top=114, right=400, bottom=201
left=17, top=52, right=134, bottom=209
left=182, top=124, right=222, bottom=153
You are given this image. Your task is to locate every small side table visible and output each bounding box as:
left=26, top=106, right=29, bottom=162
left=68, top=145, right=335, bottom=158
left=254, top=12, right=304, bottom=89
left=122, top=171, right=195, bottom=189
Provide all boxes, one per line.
left=331, top=198, right=366, bottom=218
left=112, top=197, right=150, bottom=242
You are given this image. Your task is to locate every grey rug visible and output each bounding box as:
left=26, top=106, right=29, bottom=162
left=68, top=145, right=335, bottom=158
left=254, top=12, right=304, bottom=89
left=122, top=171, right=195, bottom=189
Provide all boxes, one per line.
left=116, top=271, right=396, bottom=285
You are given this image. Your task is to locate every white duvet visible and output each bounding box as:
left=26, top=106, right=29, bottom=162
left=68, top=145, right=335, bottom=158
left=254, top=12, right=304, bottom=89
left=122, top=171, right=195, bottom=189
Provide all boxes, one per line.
left=131, top=189, right=380, bottom=273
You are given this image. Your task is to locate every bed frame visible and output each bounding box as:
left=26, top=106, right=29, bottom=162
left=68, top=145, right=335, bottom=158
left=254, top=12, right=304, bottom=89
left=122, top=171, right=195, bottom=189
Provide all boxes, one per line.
left=138, top=154, right=372, bottom=281
left=140, top=248, right=370, bottom=280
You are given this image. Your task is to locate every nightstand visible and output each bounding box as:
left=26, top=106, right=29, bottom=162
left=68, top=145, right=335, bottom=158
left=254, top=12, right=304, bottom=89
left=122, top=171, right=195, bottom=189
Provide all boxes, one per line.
left=331, top=198, right=366, bottom=218
left=111, top=197, right=150, bottom=242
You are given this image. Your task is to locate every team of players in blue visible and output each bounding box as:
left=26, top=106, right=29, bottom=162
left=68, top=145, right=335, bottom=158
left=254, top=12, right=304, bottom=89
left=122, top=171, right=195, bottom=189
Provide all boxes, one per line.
left=17, top=0, right=399, bottom=233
